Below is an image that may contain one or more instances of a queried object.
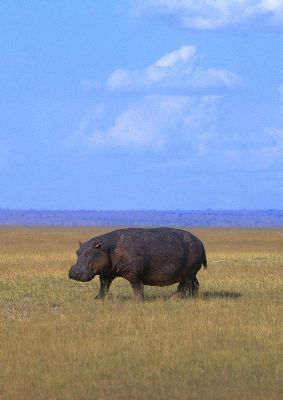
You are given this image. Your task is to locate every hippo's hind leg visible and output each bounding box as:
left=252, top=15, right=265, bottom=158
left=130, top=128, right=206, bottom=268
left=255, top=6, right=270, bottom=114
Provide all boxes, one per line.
left=170, top=281, right=190, bottom=299
left=188, top=277, right=199, bottom=297
left=170, top=277, right=199, bottom=299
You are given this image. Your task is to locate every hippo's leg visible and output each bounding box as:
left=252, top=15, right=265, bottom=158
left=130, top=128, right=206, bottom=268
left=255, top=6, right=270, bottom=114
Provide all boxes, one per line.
left=188, top=277, right=199, bottom=297
left=95, top=276, right=114, bottom=300
left=171, top=277, right=200, bottom=299
left=170, top=281, right=189, bottom=299
left=128, top=276, right=144, bottom=302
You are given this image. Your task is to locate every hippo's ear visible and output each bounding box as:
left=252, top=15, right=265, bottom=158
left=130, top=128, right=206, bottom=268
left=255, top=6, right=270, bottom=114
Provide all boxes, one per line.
left=79, top=241, right=83, bottom=248
left=94, top=243, right=102, bottom=249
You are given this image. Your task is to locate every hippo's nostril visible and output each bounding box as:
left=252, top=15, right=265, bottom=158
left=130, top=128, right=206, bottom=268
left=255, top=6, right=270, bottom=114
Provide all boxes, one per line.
left=76, top=271, right=80, bottom=275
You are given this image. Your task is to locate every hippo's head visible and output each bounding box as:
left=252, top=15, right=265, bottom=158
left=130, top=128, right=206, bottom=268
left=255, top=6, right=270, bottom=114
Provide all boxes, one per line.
left=68, top=241, right=110, bottom=282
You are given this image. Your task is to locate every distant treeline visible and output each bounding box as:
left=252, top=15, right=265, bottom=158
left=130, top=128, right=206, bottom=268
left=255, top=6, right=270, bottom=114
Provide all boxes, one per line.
left=0, top=209, right=283, bottom=227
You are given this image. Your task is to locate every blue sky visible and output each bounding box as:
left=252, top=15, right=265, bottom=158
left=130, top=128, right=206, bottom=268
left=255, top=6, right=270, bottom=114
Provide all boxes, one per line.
left=1, top=0, right=283, bottom=210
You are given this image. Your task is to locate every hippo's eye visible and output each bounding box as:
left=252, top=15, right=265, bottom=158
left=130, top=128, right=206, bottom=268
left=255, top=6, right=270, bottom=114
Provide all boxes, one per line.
left=86, top=251, right=93, bottom=257
left=76, top=271, right=79, bottom=275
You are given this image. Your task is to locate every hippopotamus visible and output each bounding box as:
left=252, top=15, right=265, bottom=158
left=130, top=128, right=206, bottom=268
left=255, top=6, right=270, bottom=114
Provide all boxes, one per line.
left=68, top=227, right=207, bottom=301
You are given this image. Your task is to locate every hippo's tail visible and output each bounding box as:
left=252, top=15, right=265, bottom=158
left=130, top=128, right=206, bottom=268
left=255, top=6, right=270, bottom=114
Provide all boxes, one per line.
left=202, top=248, right=207, bottom=268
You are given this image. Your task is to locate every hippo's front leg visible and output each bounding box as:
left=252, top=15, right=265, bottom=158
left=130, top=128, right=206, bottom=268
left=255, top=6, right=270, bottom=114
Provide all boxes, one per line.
left=95, top=276, right=114, bottom=300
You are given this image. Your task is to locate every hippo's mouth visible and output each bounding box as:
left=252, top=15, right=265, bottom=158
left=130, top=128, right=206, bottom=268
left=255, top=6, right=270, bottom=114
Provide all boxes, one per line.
left=68, top=268, right=95, bottom=282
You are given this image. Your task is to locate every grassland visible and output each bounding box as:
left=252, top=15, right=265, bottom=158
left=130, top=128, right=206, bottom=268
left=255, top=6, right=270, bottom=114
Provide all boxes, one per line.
left=0, top=227, right=282, bottom=400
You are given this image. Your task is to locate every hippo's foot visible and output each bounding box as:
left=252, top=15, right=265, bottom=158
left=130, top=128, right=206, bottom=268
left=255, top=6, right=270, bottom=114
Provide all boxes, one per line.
left=169, top=291, right=186, bottom=301
left=94, top=294, right=105, bottom=300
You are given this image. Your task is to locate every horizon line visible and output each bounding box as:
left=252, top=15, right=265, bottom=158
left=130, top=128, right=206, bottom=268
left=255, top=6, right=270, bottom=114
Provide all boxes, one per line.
left=1, top=209, right=283, bottom=212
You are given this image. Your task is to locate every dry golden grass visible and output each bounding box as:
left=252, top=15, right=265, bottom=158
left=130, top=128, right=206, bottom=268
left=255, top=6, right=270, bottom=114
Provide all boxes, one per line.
left=0, top=227, right=282, bottom=400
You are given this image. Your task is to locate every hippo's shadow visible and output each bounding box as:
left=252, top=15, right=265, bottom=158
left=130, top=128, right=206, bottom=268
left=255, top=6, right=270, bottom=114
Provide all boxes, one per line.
left=107, top=291, right=242, bottom=302
left=109, top=293, right=165, bottom=302
left=201, top=291, right=242, bottom=299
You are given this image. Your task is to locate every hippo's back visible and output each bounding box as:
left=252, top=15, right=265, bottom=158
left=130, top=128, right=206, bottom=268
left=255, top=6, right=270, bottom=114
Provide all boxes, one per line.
left=94, top=227, right=200, bottom=250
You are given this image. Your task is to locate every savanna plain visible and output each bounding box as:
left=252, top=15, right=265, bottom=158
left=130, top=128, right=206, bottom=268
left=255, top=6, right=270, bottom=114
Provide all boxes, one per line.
left=0, top=227, right=282, bottom=400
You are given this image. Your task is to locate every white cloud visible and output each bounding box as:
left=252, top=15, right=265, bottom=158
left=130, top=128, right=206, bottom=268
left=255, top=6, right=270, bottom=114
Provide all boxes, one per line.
left=70, top=52, right=282, bottom=175
left=145, top=123, right=283, bottom=173
left=155, top=44, right=196, bottom=67
left=248, top=85, right=283, bottom=168
left=107, top=45, right=241, bottom=94
left=70, top=45, right=238, bottom=154
left=68, top=85, right=283, bottom=173
left=69, top=95, right=220, bottom=153
left=134, top=0, right=283, bottom=29
left=222, top=128, right=283, bottom=169
left=201, top=86, right=283, bottom=171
